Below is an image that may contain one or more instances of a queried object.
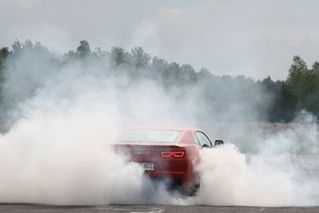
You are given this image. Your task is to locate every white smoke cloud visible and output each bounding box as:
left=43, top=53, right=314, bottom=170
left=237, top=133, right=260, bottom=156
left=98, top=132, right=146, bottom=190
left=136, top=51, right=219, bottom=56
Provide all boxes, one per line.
left=197, top=119, right=319, bottom=206
left=0, top=45, right=318, bottom=206
left=0, top=48, right=195, bottom=205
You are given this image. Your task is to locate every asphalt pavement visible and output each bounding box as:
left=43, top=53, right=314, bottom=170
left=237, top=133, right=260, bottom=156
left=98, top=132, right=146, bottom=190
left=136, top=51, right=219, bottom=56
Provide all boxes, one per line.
left=0, top=204, right=318, bottom=213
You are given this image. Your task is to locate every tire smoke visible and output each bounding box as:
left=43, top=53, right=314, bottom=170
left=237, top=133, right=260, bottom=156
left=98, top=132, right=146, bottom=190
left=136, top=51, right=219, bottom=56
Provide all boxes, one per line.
left=0, top=44, right=318, bottom=206
left=197, top=122, right=319, bottom=206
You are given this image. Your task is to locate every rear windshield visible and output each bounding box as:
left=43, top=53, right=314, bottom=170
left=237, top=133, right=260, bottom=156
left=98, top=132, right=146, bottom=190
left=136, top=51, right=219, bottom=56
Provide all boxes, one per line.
left=120, top=129, right=182, bottom=144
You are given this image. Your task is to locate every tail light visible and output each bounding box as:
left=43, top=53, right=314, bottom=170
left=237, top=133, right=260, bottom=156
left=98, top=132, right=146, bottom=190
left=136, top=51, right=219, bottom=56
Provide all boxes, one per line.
left=160, top=151, right=185, bottom=158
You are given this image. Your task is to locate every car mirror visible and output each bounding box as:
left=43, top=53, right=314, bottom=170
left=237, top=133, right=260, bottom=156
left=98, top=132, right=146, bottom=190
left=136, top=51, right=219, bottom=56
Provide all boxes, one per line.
left=214, top=140, right=224, bottom=146
left=202, top=144, right=210, bottom=148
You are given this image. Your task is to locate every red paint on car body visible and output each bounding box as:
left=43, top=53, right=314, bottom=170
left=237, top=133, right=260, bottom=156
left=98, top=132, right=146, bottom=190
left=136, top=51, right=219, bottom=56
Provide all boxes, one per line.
left=114, top=127, right=203, bottom=188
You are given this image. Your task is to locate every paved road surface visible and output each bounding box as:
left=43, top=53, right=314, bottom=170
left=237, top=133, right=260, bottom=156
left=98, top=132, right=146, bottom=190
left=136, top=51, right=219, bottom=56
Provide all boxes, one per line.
left=0, top=204, right=318, bottom=213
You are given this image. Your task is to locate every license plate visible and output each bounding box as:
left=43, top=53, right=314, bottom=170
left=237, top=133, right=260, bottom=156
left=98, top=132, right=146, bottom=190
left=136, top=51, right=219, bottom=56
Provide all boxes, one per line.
left=140, top=162, right=154, bottom=171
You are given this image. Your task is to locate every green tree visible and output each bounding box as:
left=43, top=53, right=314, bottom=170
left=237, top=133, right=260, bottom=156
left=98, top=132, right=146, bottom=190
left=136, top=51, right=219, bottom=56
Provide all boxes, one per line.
left=267, top=81, right=297, bottom=122
left=110, top=47, right=129, bottom=66
left=180, top=64, right=197, bottom=83
left=305, top=62, right=319, bottom=115
left=286, top=56, right=319, bottom=117
left=76, top=40, right=91, bottom=57
left=131, top=47, right=150, bottom=69
left=0, top=47, right=9, bottom=106
left=12, top=40, right=22, bottom=55
left=287, top=55, right=308, bottom=101
left=0, top=47, right=9, bottom=75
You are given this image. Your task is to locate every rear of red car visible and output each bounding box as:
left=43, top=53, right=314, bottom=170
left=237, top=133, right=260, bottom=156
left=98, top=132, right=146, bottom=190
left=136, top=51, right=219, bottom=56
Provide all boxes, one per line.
left=113, top=129, right=200, bottom=192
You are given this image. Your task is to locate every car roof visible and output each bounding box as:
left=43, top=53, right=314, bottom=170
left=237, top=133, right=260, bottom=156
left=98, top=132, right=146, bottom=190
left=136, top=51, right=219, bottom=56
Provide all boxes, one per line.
left=123, top=126, right=202, bottom=132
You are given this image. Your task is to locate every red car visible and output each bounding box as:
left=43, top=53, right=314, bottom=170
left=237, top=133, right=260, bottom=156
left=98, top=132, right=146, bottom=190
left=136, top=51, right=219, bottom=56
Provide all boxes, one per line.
left=114, top=127, right=224, bottom=194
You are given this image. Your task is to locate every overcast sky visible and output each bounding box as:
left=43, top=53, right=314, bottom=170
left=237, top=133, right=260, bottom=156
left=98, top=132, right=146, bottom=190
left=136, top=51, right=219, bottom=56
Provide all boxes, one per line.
left=1, top=0, right=319, bottom=80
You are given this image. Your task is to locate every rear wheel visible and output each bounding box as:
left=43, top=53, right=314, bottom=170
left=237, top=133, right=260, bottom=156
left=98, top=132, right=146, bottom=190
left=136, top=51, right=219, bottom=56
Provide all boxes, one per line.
left=181, top=177, right=200, bottom=196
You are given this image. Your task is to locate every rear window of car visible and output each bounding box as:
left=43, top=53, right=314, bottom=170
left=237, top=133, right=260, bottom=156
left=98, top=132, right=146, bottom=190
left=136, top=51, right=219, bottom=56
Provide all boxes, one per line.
left=120, top=129, right=182, bottom=144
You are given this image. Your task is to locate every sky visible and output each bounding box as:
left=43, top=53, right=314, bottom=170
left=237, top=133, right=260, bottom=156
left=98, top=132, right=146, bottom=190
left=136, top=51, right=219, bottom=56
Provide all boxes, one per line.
left=1, top=0, right=319, bottom=80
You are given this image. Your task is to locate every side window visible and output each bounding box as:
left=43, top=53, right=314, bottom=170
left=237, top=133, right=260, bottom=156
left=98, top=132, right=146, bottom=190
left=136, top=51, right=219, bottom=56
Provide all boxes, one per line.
left=193, top=134, right=200, bottom=146
left=195, top=132, right=212, bottom=148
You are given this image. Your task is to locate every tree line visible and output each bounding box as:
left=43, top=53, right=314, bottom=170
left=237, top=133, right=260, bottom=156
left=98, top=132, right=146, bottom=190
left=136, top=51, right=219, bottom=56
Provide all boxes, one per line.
left=0, top=40, right=318, bottom=123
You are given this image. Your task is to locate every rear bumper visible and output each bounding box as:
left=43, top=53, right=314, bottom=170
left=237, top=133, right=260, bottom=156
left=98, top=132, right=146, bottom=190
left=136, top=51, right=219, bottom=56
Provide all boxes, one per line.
left=146, top=170, right=187, bottom=179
